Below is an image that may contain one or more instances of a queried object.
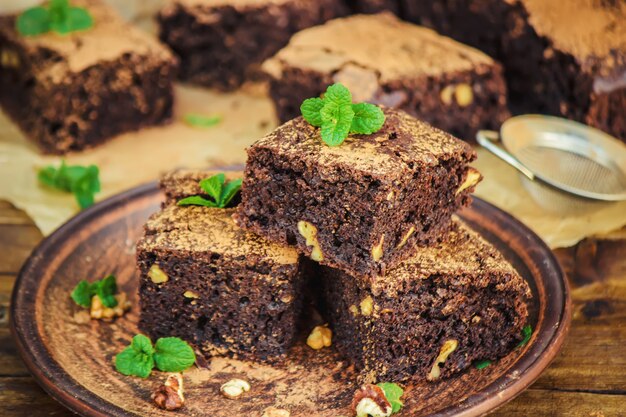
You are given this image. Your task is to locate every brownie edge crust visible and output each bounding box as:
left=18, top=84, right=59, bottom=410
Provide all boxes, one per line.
left=235, top=108, right=480, bottom=279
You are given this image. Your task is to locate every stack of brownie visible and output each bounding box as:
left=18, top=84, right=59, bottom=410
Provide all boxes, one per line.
left=138, top=107, right=530, bottom=384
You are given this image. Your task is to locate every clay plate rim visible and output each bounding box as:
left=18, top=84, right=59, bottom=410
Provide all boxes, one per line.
left=10, top=182, right=572, bottom=417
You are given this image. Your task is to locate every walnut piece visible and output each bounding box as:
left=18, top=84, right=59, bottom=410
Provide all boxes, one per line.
left=454, top=84, right=474, bottom=107
left=371, top=234, right=385, bottom=262
left=183, top=290, right=198, bottom=299
left=297, top=221, right=323, bottom=261
left=89, top=292, right=132, bottom=321
left=149, top=264, right=169, bottom=283
left=306, top=325, right=333, bottom=350
left=456, top=168, right=481, bottom=195
left=396, top=226, right=415, bottom=249
left=351, top=384, right=392, bottom=417
left=220, top=378, right=251, bottom=399
left=152, top=373, right=184, bottom=410
left=360, top=296, right=374, bottom=316
left=427, top=339, right=459, bottom=381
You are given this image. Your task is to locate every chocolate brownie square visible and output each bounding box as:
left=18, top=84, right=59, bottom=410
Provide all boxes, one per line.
left=158, top=0, right=348, bottom=91
left=262, top=13, right=509, bottom=141
left=0, top=0, right=177, bottom=154
left=235, top=108, right=480, bottom=279
left=137, top=170, right=306, bottom=360
left=319, top=219, right=531, bottom=383
left=399, top=0, right=626, bottom=141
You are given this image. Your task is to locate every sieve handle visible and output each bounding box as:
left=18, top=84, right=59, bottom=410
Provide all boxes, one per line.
left=476, top=130, right=535, bottom=181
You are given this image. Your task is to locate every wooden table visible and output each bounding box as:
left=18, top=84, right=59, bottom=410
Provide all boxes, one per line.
left=1, top=199, right=625, bottom=416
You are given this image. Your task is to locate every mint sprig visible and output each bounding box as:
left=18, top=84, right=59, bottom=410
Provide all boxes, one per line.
left=300, top=83, right=386, bottom=147
left=17, top=0, right=94, bottom=37
left=71, top=274, right=118, bottom=308
left=183, top=113, right=221, bottom=128
left=38, top=160, right=100, bottom=209
left=115, top=335, right=196, bottom=378
left=376, top=382, right=404, bottom=414
left=177, top=173, right=242, bottom=208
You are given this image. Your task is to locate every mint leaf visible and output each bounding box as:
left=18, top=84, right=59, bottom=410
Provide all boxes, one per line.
left=115, top=335, right=155, bottom=378
left=154, top=337, right=196, bottom=372
left=474, top=359, right=492, bottom=370
left=323, top=83, right=352, bottom=106
left=219, top=178, right=242, bottom=207
left=65, top=7, right=93, bottom=32
left=177, top=196, right=218, bottom=207
left=16, top=7, right=50, bottom=36
left=518, top=325, right=532, bottom=347
left=38, top=161, right=100, bottom=210
left=199, top=173, right=224, bottom=203
left=300, top=98, right=325, bottom=127
left=377, top=382, right=404, bottom=414
left=351, top=103, right=386, bottom=134
left=16, top=0, right=93, bottom=37
left=320, top=102, right=354, bottom=146
left=183, top=113, right=221, bottom=128
left=70, top=280, right=93, bottom=308
left=95, top=274, right=118, bottom=308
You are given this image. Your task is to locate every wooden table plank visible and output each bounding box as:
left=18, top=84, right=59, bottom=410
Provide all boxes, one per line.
left=0, top=199, right=625, bottom=416
left=0, top=377, right=74, bottom=417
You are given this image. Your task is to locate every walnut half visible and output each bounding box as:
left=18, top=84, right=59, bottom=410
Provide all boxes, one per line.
left=351, top=384, right=392, bottom=417
left=152, top=373, right=184, bottom=410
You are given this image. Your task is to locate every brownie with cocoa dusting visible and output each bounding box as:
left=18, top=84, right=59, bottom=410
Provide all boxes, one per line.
left=319, top=219, right=531, bottom=383
left=366, top=0, right=626, bottom=141
left=137, top=170, right=307, bottom=361
left=262, top=13, right=509, bottom=141
left=235, top=108, right=481, bottom=279
left=0, top=0, right=177, bottom=155
left=158, top=0, right=348, bottom=91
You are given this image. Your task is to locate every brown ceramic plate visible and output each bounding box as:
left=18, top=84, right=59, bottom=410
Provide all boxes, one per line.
left=10, top=183, right=571, bottom=417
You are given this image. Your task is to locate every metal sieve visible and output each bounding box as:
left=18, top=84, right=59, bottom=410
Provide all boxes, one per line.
left=477, top=115, right=626, bottom=213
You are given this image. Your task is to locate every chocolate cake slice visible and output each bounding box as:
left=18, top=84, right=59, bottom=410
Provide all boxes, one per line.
left=157, top=0, right=348, bottom=91
left=0, top=0, right=177, bottom=154
left=137, top=170, right=307, bottom=361
left=262, top=12, right=509, bottom=141
left=319, top=218, right=531, bottom=383
left=235, top=108, right=481, bottom=279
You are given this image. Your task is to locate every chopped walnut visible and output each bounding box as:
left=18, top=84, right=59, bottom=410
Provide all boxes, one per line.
left=351, top=384, right=392, bottom=417
left=427, top=339, right=458, bottom=381
left=220, top=378, right=251, bottom=399
left=306, top=325, right=333, bottom=350
left=152, top=373, right=184, bottom=410
left=89, top=292, right=131, bottom=321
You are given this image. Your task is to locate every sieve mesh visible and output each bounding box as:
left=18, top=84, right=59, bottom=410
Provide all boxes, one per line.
left=516, top=146, right=626, bottom=195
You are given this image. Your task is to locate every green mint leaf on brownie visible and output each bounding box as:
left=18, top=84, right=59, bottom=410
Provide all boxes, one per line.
left=300, top=83, right=386, bottom=146
left=300, top=97, right=325, bottom=127
left=38, top=161, right=101, bottom=210
left=377, top=382, right=404, bottom=414
left=70, top=280, right=93, bottom=308
left=351, top=103, right=386, bottom=134
left=95, top=274, right=118, bottom=308
left=16, top=7, right=51, bottom=36
left=154, top=337, right=196, bottom=372
left=177, top=173, right=242, bottom=208
left=177, top=195, right=218, bottom=207
left=200, top=173, right=225, bottom=202
left=323, top=83, right=352, bottom=106
left=115, top=334, right=155, bottom=378
left=220, top=178, right=243, bottom=208
left=517, top=324, right=532, bottom=347
left=320, top=101, right=354, bottom=146
left=183, top=113, right=221, bottom=128
left=17, top=0, right=93, bottom=37
left=474, top=359, right=492, bottom=370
